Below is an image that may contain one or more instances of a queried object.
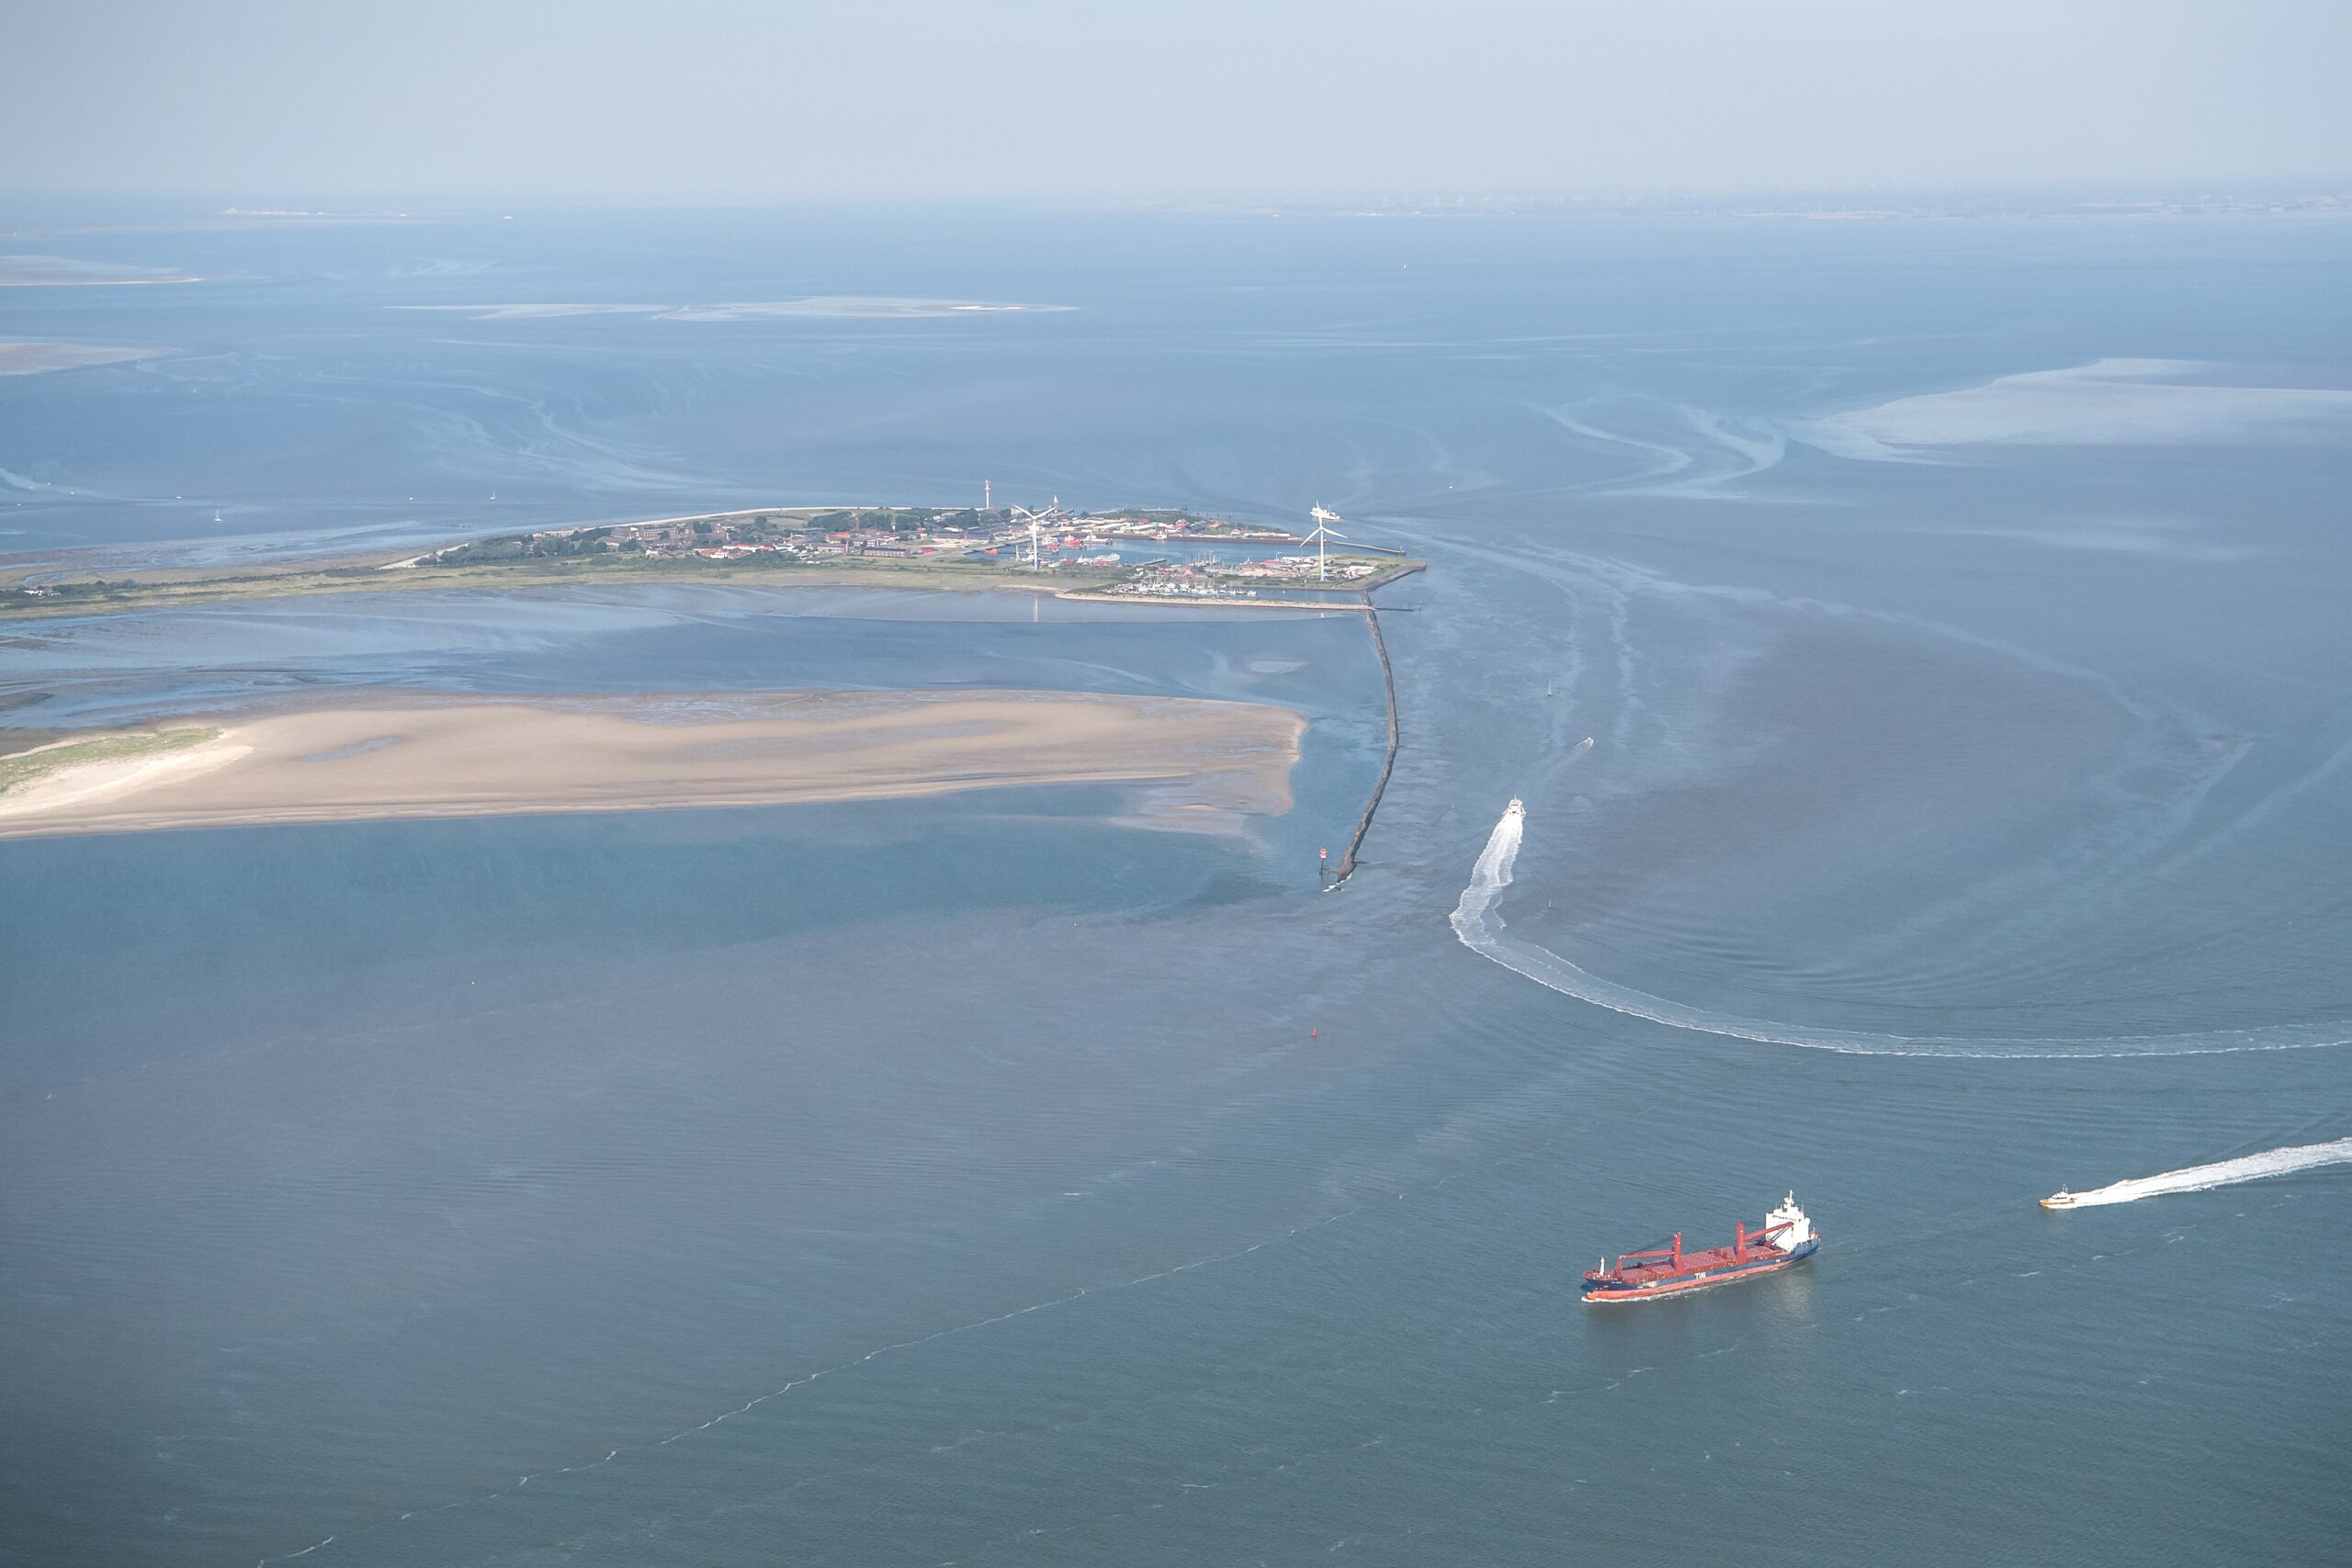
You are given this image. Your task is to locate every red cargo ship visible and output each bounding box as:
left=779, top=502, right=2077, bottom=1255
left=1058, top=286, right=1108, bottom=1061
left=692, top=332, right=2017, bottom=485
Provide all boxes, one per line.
left=1582, top=1193, right=1819, bottom=1304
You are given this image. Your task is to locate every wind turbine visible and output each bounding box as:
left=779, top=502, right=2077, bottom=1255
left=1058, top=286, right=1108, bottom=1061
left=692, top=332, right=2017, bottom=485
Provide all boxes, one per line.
left=1306, top=505, right=1346, bottom=581
left=1011, top=498, right=1065, bottom=571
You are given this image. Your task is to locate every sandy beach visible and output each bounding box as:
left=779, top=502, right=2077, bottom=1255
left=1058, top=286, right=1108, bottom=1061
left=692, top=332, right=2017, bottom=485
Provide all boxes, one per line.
left=0, top=690, right=1306, bottom=839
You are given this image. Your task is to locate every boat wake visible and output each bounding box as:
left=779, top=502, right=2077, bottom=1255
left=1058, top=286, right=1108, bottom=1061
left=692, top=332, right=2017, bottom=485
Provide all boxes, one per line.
left=2057, top=1139, right=2352, bottom=1206
left=1449, top=804, right=2351, bottom=1059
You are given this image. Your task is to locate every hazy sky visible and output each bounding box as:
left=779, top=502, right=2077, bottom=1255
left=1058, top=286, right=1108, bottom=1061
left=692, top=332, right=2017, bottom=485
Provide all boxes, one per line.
left=5, top=1, right=2346, bottom=201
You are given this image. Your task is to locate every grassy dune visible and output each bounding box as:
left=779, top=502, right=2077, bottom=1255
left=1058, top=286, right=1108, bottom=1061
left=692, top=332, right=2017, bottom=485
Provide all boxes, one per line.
left=0, top=728, right=222, bottom=795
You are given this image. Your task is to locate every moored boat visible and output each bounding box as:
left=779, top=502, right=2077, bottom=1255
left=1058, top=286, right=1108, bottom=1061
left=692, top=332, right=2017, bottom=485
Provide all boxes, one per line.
left=1582, top=1193, right=1818, bottom=1304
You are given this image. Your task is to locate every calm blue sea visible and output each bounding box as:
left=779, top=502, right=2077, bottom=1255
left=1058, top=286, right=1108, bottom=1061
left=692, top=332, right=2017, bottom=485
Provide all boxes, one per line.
left=3, top=204, right=2349, bottom=1566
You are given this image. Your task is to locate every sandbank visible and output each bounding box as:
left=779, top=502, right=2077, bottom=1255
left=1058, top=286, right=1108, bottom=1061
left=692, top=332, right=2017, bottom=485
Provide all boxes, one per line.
left=1800, top=358, right=2352, bottom=456
left=391, top=297, right=1073, bottom=321
left=0, top=342, right=169, bottom=376
left=0, top=690, right=1305, bottom=839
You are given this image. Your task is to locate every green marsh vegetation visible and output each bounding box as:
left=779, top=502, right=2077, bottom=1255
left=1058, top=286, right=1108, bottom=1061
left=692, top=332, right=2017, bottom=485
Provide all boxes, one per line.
left=0, top=727, right=221, bottom=795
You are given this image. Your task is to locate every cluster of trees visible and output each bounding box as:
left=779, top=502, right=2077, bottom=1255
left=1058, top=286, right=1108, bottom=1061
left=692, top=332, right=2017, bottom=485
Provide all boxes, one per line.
left=419, top=504, right=1037, bottom=569
left=1, top=579, right=123, bottom=607
left=436, top=527, right=616, bottom=563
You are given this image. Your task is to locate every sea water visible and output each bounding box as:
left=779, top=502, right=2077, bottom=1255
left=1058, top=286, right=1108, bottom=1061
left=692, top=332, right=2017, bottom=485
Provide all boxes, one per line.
left=3, top=206, right=2348, bottom=1566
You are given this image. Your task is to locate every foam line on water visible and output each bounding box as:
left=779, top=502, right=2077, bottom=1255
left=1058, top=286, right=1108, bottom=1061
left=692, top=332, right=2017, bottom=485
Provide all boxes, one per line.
left=1449, top=804, right=2351, bottom=1060
left=2059, top=1138, right=2352, bottom=1206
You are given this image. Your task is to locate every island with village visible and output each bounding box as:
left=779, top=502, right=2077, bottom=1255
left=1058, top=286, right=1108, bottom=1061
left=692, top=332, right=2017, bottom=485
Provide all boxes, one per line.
left=407, top=502, right=1419, bottom=604
left=1, top=502, right=1422, bottom=618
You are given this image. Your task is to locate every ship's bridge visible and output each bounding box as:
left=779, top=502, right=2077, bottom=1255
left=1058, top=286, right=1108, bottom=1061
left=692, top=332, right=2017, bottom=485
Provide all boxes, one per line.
left=1764, top=1193, right=1814, bottom=1251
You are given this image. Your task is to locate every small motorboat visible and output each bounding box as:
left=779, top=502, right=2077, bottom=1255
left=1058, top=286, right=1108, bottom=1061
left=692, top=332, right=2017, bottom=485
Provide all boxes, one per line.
left=1505, top=796, right=1525, bottom=818
left=2040, top=1189, right=2077, bottom=1210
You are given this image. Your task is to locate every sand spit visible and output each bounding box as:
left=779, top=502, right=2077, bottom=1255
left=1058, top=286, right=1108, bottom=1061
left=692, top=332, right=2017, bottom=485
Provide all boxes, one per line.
left=0, top=690, right=1306, bottom=839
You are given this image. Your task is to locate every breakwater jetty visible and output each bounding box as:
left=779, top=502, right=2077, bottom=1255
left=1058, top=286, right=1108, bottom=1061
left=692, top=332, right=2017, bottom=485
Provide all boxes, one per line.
left=1324, top=576, right=1411, bottom=891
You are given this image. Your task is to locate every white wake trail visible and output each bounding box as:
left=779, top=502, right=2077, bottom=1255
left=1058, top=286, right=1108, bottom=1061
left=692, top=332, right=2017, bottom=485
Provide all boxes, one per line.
left=2060, top=1138, right=2352, bottom=1207
left=1449, top=804, right=2351, bottom=1060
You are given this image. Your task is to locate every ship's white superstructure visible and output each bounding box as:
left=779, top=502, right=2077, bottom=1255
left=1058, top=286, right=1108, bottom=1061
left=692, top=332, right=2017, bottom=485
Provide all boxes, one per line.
left=1763, top=1192, right=1814, bottom=1251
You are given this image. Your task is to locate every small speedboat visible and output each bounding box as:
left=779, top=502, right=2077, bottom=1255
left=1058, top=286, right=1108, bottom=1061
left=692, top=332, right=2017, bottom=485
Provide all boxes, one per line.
left=1505, top=796, right=1525, bottom=818
left=2040, top=1189, right=2077, bottom=1210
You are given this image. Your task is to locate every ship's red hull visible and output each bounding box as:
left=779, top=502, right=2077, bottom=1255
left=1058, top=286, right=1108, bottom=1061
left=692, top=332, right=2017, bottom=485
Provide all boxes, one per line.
left=1582, top=1232, right=1820, bottom=1303
left=1582, top=1247, right=1812, bottom=1303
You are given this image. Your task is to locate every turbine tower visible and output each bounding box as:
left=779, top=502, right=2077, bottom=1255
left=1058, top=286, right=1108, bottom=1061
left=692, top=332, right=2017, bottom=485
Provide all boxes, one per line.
left=1011, top=498, right=1065, bottom=572
left=1306, top=505, right=1346, bottom=581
